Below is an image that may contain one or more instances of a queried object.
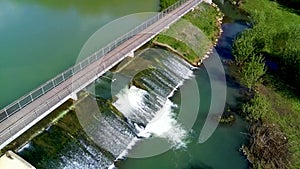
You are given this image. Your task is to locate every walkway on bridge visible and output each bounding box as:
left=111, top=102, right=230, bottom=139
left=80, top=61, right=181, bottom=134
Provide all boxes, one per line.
left=0, top=0, right=204, bottom=149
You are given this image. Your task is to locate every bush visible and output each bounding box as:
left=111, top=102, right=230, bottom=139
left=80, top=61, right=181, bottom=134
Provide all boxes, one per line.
left=242, top=94, right=270, bottom=121
left=240, top=55, right=266, bottom=90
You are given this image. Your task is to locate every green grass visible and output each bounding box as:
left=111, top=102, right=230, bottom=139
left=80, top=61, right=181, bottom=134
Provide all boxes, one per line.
left=155, top=3, right=221, bottom=65
left=251, top=83, right=300, bottom=169
left=239, top=0, right=300, bottom=91
left=233, top=0, right=300, bottom=167
left=155, top=35, right=199, bottom=63
left=259, top=76, right=300, bottom=168
left=183, top=3, right=220, bottom=42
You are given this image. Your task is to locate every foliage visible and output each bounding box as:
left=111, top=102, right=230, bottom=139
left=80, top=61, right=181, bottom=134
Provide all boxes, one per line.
left=242, top=94, right=270, bottom=121
left=235, top=1, right=300, bottom=167
left=260, top=77, right=300, bottom=168
left=219, top=114, right=235, bottom=124
left=232, top=28, right=265, bottom=66
left=155, top=3, right=220, bottom=65
left=160, top=0, right=178, bottom=10
left=240, top=80, right=300, bottom=168
left=232, top=30, right=256, bottom=66
left=183, top=3, right=220, bottom=41
left=240, top=55, right=266, bottom=90
left=239, top=0, right=300, bottom=93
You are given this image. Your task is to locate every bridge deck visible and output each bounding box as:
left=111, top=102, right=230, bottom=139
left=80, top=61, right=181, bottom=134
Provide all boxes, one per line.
left=0, top=0, right=203, bottom=149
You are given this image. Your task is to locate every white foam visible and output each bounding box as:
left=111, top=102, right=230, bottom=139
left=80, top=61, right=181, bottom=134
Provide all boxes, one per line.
left=113, top=86, right=147, bottom=118
left=143, top=99, right=187, bottom=148
left=17, top=142, right=31, bottom=153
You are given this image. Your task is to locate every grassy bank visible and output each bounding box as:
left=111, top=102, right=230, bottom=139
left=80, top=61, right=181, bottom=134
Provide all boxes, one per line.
left=155, top=1, right=222, bottom=66
left=231, top=0, right=300, bottom=168
left=160, top=0, right=178, bottom=10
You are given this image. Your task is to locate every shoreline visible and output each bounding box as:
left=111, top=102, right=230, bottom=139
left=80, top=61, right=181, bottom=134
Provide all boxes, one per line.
left=229, top=0, right=300, bottom=168
left=0, top=1, right=228, bottom=168
left=153, top=2, right=224, bottom=67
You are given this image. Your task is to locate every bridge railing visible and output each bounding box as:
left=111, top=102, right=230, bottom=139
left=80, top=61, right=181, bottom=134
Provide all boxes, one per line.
left=0, top=0, right=194, bottom=123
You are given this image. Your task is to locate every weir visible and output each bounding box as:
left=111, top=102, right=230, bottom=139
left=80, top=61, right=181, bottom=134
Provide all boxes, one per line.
left=0, top=0, right=206, bottom=150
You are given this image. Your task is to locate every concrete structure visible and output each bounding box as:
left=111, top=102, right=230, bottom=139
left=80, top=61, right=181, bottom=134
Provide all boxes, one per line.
left=0, top=151, right=36, bottom=169
left=0, top=0, right=204, bottom=150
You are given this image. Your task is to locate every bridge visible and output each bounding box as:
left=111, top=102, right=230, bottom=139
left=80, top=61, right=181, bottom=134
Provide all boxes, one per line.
left=0, top=0, right=207, bottom=149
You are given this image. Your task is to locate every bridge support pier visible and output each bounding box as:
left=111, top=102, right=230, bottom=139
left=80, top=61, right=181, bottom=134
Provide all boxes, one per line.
left=127, top=51, right=134, bottom=58
left=70, top=93, right=78, bottom=101
left=163, top=25, right=170, bottom=32
left=204, top=0, right=212, bottom=4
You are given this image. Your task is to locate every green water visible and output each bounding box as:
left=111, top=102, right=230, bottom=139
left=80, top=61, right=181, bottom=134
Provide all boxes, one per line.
left=120, top=63, right=249, bottom=169
left=0, top=0, right=160, bottom=109
left=12, top=0, right=252, bottom=169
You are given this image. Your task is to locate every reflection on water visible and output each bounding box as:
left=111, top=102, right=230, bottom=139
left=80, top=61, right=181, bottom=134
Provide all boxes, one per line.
left=13, top=1, right=252, bottom=169
left=0, top=0, right=159, bottom=109
left=4, top=0, right=160, bottom=16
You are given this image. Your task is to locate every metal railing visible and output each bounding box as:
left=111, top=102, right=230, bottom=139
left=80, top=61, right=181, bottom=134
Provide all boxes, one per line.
left=0, top=0, right=204, bottom=148
left=0, top=0, right=196, bottom=123
left=0, top=0, right=203, bottom=128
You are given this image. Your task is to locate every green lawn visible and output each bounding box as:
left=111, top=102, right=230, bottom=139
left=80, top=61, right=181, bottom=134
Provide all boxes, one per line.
left=155, top=3, right=221, bottom=65
left=232, top=0, right=300, bottom=168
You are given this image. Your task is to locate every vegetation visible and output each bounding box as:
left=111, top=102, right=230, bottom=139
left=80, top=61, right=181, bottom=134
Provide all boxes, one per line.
left=242, top=94, right=270, bottom=122
left=232, top=29, right=263, bottom=66
left=231, top=0, right=300, bottom=168
left=159, top=0, right=178, bottom=10
left=242, top=122, right=290, bottom=169
left=218, top=114, right=235, bottom=124
left=0, top=100, right=74, bottom=156
left=183, top=3, right=221, bottom=42
left=237, top=0, right=300, bottom=94
left=155, top=35, right=199, bottom=64
left=155, top=2, right=221, bottom=65
left=240, top=55, right=266, bottom=91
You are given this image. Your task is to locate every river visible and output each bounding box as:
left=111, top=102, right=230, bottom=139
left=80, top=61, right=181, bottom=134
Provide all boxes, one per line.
left=0, top=0, right=160, bottom=109
left=3, top=0, right=252, bottom=169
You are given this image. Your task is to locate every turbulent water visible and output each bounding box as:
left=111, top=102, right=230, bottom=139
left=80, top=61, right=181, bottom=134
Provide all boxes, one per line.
left=16, top=21, right=251, bottom=169
left=112, top=49, right=194, bottom=148
left=17, top=48, right=196, bottom=169
left=17, top=125, right=113, bottom=169
left=16, top=1, right=251, bottom=168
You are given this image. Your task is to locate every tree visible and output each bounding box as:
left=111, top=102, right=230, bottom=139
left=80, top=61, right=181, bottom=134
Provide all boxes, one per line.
left=232, top=30, right=256, bottom=66
left=240, top=55, right=266, bottom=90
left=232, top=27, right=266, bottom=66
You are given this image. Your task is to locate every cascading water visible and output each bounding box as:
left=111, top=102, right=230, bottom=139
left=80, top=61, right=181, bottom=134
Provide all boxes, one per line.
left=17, top=125, right=112, bottom=169
left=17, top=48, right=196, bottom=169
left=111, top=48, right=194, bottom=153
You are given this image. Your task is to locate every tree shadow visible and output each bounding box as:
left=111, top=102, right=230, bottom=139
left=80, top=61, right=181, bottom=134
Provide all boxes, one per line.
left=271, top=0, right=300, bottom=15
left=183, top=163, right=213, bottom=169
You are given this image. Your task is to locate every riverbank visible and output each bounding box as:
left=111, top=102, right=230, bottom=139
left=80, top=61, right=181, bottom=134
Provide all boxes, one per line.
left=154, top=2, right=223, bottom=66
left=0, top=1, right=248, bottom=169
left=230, top=0, right=300, bottom=168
